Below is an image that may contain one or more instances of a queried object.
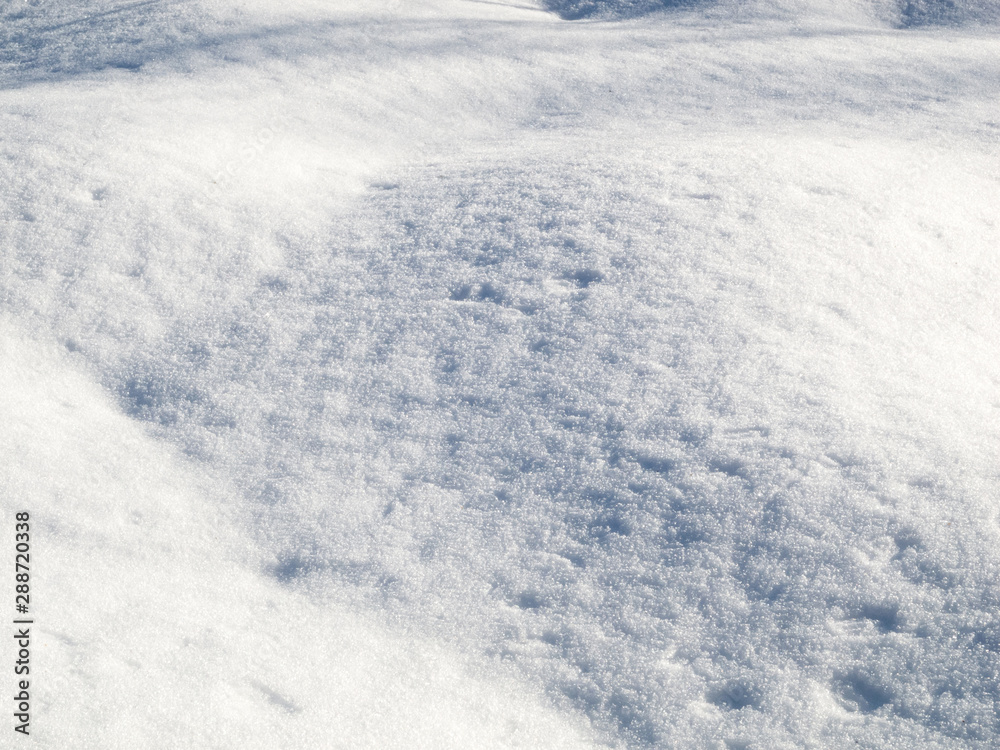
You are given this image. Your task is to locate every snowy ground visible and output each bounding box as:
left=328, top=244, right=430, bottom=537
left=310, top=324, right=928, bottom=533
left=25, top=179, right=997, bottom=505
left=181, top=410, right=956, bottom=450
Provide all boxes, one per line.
left=2, top=0, right=999, bottom=747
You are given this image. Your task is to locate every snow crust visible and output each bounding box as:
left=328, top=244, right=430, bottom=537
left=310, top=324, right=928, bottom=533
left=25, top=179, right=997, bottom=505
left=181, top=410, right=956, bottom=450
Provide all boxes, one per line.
left=2, top=0, right=999, bottom=747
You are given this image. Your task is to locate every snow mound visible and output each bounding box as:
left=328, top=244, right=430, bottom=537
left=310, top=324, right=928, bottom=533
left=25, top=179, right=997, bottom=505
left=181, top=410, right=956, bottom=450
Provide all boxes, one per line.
left=3, top=0, right=1000, bottom=746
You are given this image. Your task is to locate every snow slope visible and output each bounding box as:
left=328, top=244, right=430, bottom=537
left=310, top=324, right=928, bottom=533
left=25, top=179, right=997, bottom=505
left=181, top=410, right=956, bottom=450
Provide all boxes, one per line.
left=2, top=0, right=999, bottom=747
left=0, top=320, right=597, bottom=749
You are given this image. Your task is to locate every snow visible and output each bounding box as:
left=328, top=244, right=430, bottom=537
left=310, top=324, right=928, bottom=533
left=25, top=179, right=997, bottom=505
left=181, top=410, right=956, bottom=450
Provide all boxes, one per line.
left=542, top=0, right=1000, bottom=24
left=1, top=321, right=597, bottom=748
left=2, top=0, right=999, bottom=747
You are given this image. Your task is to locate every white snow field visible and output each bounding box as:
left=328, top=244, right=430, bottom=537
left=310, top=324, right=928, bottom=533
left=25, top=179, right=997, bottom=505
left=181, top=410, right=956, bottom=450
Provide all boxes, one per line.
left=1, top=0, right=999, bottom=747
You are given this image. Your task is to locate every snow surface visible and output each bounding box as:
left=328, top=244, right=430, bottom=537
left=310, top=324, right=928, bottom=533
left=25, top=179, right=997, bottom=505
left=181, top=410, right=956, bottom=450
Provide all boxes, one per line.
left=2, top=0, right=999, bottom=747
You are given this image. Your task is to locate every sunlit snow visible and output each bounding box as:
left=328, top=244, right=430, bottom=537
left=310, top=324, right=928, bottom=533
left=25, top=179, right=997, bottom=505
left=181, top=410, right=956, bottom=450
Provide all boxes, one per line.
left=2, top=0, right=999, bottom=747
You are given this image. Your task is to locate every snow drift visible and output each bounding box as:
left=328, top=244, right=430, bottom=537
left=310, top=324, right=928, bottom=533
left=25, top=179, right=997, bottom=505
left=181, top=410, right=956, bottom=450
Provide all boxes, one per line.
left=2, top=0, right=999, bottom=747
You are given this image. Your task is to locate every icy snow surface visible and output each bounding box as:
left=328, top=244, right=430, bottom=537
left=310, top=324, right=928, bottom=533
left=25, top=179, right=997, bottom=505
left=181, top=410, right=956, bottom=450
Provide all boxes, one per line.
left=2, top=0, right=999, bottom=747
